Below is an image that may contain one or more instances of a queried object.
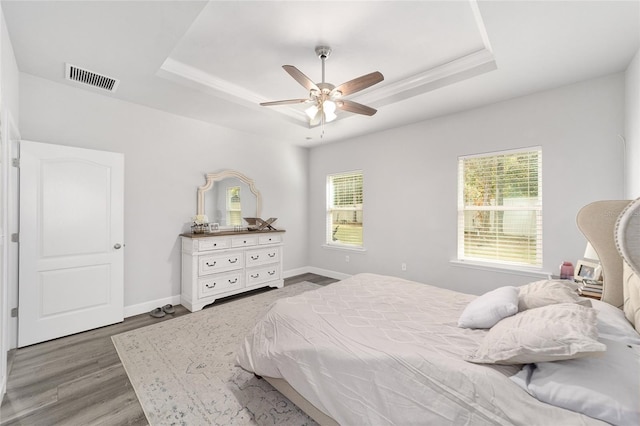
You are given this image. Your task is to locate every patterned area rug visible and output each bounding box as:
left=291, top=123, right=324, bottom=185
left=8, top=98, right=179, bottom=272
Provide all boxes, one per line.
left=112, top=283, right=321, bottom=426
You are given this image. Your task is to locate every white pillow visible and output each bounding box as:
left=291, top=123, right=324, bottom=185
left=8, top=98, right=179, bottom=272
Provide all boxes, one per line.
left=458, top=286, right=519, bottom=329
left=518, top=279, right=591, bottom=311
left=591, top=299, right=640, bottom=345
left=465, top=303, right=606, bottom=365
left=511, top=338, right=640, bottom=426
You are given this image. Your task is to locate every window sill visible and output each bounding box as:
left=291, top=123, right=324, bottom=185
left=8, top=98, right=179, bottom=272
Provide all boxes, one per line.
left=322, top=244, right=367, bottom=253
left=450, top=259, right=551, bottom=279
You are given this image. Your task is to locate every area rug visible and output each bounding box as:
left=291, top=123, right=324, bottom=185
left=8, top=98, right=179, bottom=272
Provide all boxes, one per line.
left=112, top=283, right=321, bottom=426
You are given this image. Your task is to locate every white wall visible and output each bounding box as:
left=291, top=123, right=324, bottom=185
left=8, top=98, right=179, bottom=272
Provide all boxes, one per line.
left=12, top=50, right=636, bottom=325
left=625, top=48, right=640, bottom=199
left=309, top=74, right=625, bottom=295
left=18, top=73, right=309, bottom=313
left=1, top=12, right=18, bottom=120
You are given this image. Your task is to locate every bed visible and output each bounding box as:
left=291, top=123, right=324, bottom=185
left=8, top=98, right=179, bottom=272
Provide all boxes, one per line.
left=237, top=200, right=640, bottom=426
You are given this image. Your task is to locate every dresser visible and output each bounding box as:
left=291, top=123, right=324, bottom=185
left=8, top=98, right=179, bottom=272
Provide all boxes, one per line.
left=180, top=230, right=285, bottom=312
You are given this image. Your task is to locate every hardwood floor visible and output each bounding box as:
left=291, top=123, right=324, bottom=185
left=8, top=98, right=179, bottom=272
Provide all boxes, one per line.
left=0, top=273, right=337, bottom=425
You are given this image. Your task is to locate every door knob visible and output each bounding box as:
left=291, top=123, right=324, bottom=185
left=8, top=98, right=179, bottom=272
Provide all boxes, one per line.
left=114, top=243, right=122, bottom=249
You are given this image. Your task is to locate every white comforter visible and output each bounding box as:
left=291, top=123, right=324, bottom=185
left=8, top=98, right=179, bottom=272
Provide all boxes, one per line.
left=237, top=273, right=605, bottom=425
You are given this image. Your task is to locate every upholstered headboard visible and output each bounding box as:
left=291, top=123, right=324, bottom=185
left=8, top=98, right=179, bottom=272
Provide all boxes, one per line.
left=615, top=198, right=640, bottom=332
left=576, top=200, right=630, bottom=308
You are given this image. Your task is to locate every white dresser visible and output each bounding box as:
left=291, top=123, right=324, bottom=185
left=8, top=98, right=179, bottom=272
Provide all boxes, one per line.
left=180, top=230, right=285, bottom=312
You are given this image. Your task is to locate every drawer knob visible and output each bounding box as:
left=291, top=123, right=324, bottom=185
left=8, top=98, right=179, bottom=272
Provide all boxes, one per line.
left=229, top=278, right=238, bottom=284
left=268, top=253, right=276, bottom=258
left=206, top=283, right=216, bottom=289
left=229, top=258, right=238, bottom=263
left=206, top=261, right=217, bottom=267
left=268, top=271, right=275, bottom=276
left=251, top=255, right=259, bottom=260
left=251, top=273, right=259, bottom=278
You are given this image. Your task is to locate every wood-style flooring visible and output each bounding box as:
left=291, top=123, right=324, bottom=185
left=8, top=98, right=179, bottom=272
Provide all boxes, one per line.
left=0, top=273, right=338, bottom=425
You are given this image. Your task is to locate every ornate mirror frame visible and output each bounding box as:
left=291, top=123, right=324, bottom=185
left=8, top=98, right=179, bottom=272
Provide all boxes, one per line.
left=196, top=170, right=262, bottom=218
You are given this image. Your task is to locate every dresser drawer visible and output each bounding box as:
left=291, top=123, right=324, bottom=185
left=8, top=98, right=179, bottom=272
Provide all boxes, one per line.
left=246, top=265, right=281, bottom=286
left=198, top=272, right=243, bottom=298
left=246, top=247, right=280, bottom=267
left=197, top=238, right=230, bottom=251
left=198, top=252, right=244, bottom=276
left=258, top=234, right=282, bottom=245
left=231, top=236, right=257, bottom=248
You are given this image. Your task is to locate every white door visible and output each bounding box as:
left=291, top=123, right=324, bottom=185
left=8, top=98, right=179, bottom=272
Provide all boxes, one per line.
left=18, top=141, right=124, bottom=347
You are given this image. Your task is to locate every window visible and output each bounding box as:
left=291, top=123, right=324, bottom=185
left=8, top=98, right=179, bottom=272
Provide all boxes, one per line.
left=458, top=148, right=542, bottom=267
left=226, top=186, right=242, bottom=226
left=327, top=171, right=363, bottom=248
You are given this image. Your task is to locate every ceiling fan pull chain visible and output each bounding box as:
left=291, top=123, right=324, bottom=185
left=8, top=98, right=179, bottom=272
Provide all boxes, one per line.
left=320, top=102, right=326, bottom=138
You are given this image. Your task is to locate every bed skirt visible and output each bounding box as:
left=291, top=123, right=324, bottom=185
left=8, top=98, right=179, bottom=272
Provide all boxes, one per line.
left=263, top=376, right=339, bottom=426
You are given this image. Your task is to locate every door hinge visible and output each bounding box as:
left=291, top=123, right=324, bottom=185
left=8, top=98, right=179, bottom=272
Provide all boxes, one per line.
left=10, top=307, right=17, bottom=318
left=11, top=158, right=19, bottom=167
left=11, top=233, right=18, bottom=243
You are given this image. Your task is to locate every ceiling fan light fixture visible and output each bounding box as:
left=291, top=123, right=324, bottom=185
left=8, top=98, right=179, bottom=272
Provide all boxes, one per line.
left=305, top=104, right=319, bottom=119
left=310, top=109, right=322, bottom=127
left=323, top=100, right=336, bottom=114
left=325, top=110, right=337, bottom=123
left=322, top=100, right=337, bottom=122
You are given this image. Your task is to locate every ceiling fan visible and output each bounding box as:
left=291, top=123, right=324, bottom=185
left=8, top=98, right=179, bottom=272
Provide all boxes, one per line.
left=260, top=46, right=384, bottom=128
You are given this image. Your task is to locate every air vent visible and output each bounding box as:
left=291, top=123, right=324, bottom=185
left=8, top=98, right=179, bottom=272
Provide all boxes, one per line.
left=65, top=63, right=120, bottom=92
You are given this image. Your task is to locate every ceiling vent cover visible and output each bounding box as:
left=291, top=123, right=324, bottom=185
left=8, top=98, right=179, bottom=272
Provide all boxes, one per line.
left=65, top=63, right=120, bottom=92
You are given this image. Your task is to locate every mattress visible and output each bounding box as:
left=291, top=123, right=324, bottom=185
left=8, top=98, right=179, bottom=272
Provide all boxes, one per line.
left=236, top=273, right=605, bottom=425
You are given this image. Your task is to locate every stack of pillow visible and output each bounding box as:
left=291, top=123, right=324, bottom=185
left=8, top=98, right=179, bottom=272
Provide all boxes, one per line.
left=457, top=279, right=639, bottom=426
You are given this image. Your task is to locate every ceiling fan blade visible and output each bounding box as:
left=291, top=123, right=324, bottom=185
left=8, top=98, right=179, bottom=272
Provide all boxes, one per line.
left=283, top=65, right=320, bottom=92
left=337, top=100, right=377, bottom=116
left=260, top=99, right=309, bottom=106
left=332, top=71, right=384, bottom=97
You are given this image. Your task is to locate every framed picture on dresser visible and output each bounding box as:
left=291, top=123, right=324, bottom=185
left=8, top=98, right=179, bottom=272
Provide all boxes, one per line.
left=574, top=259, right=602, bottom=282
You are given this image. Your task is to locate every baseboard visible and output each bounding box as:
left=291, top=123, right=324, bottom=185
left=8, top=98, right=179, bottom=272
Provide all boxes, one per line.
left=124, top=294, right=182, bottom=318
left=282, top=267, right=309, bottom=278
left=283, top=266, right=351, bottom=281
left=124, top=268, right=348, bottom=318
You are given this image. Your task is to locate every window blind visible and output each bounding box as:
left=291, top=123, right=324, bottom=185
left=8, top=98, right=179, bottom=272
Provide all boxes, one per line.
left=326, top=171, right=364, bottom=247
left=458, top=148, right=542, bottom=267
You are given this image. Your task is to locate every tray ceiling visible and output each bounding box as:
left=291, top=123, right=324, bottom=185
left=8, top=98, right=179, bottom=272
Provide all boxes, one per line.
left=3, top=1, right=639, bottom=145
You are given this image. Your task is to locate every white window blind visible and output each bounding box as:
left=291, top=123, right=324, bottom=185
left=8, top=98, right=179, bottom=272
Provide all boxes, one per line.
left=327, top=171, right=363, bottom=248
left=458, top=148, right=542, bottom=267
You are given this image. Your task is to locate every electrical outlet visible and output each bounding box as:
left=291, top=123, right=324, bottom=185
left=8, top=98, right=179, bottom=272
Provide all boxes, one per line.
left=401, top=263, right=407, bottom=271
left=345, top=255, right=350, bottom=262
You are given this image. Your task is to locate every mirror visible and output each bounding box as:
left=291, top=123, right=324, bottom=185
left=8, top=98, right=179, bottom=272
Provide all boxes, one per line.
left=197, top=170, right=262, bottom=227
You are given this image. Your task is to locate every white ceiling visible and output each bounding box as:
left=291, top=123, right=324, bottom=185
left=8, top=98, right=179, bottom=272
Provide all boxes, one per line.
left=3, top=1, right=639, bottom=146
